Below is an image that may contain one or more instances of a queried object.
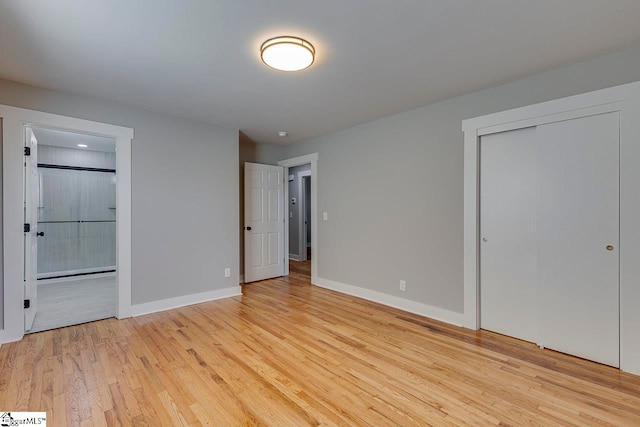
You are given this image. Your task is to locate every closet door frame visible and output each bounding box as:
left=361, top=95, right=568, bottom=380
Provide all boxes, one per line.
left=462, top=80, right=640, bottom=375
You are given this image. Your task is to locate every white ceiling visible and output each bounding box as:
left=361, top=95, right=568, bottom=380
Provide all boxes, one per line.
left=31, top=127, right=116, bottom=153
left=2, top=1, right=640, bottom=145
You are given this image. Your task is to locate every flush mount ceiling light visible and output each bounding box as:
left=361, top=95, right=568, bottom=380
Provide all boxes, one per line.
left=77, top=144, right=88, bottom=148
left=260, top=36, right=315, bottom=71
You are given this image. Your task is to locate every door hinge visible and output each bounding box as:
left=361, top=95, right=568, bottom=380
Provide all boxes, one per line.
left=24, top=147, right=31, bottom=156
left=24, top=223, right=31, bottom=232
left=24, top=299, right=30, bottom=309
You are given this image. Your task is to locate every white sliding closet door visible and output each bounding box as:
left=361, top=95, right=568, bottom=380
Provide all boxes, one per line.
left=537, top=113, right=619, bottom=367
left=480, top=128, right=537, bottom=342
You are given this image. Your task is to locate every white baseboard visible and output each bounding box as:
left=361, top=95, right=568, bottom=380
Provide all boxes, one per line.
left=0, top=331, right=23, bottom=346
left=131, top=286, right=242, bottom=317
left=314, top=277, right=466, bottom=327
left=289, top=254, right=301, bottom=261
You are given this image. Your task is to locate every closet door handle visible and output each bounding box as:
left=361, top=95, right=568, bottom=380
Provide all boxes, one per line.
left=606, top=245, right=614, bottom=251
left=36, top=231, right=45, bottom=237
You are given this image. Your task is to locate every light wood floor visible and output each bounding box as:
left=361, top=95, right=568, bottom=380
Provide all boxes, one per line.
left=30, top=274, right=116, bottom=333
left=289, top=258, right=311, bottom=276
left=2, top=269, right=640, bottom=426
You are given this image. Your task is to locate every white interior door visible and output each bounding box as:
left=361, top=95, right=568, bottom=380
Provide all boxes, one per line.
left=24, top=126, right=39, bottom=331
left=537, top=113, right=620, bottom=367
left=244, top=162, right=285, bottom=283
left=480, top=127, right=537, bottom=343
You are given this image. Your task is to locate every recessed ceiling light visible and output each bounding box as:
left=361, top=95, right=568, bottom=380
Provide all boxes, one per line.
left=77, top=144, right=88, bottom=148
left=278, top=131, right=288, bottom=137
left=261, top=36, right=315, bottom=72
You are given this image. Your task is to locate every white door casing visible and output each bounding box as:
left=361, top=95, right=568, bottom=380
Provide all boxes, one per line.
left=536, top=113, right=620, bottom=367
left=480, top=127, right=537, bottom=343
left=278, top=153, right=319, bottom=282
left=0, top=104, right=133, bottom=345
left=24, top=127, right=39, bottom=331
left=298, top=170, right=311, bottom=262
left=244, top=162, right=285, bottom=283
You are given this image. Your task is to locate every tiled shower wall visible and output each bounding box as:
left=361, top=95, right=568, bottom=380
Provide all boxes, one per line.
left=37, top=145, right=116, bottom=277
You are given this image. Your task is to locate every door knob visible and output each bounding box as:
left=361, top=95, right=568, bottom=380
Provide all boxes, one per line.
left=482, top=237, right=488, bottom=243
left=36, top=231, right=45, bottom=237
left=246, top=226, right=252, bottom=231
left=606, top=245, right=614, bottom=251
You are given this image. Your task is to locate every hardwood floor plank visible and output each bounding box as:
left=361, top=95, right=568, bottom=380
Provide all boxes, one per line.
left=89, top=405, right=109, bottom=427
left=52, top=392, right=67, bottom=427
left=1, top=266, right=640, bottom=425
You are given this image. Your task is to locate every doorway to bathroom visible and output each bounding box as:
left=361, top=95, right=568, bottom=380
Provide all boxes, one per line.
left=25, top=126, right=117, bottom=333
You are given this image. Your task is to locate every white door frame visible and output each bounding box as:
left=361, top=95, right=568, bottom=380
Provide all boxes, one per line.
left=298, top=171, right=311, bottom=262
left=462, top=81, right=640, bottom=375
left=1, top=104, right=133, bottom=344
left=23, top=127, right=39, bottom=331
left=278, top=153, right=318, bottom=283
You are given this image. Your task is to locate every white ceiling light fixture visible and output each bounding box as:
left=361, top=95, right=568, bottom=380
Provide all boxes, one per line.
left=77, top=144, right=88, bottom=148
left=278, top=131, right=288, bottom=137
left=261, top=36, right=315, bottom=72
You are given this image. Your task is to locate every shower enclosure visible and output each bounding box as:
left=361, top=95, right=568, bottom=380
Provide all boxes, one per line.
left=37, top=144, right=116, bottom=279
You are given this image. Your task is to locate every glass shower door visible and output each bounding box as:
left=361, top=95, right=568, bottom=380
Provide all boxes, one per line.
left=37, top=167, right=116, bottom=278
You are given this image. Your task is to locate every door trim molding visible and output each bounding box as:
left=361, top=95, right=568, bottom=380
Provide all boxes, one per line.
left=278, top=153, right=318, bottom=284
left=0, top=104, right=133, bottom=343
left=461, top=80, right=640, bottom=375
left=298, top=171, right=311, bottom=262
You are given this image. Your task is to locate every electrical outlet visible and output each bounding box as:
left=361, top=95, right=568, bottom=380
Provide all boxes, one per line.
left=399, top=280, right=406, bottom=291
left=224, top=268, right=231, bottom=278
left=323, top=212, right=328, bottom=221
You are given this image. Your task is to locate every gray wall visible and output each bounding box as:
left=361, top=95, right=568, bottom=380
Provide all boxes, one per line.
left=288, top=164, right=311, bottom=257
left=0, top=119, right=3, bottom=328
left=37, top=145, right=116, bottom=276
left=278, top=44, right=640, bottom=314
left=0, top=78, right=239, bottom=306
